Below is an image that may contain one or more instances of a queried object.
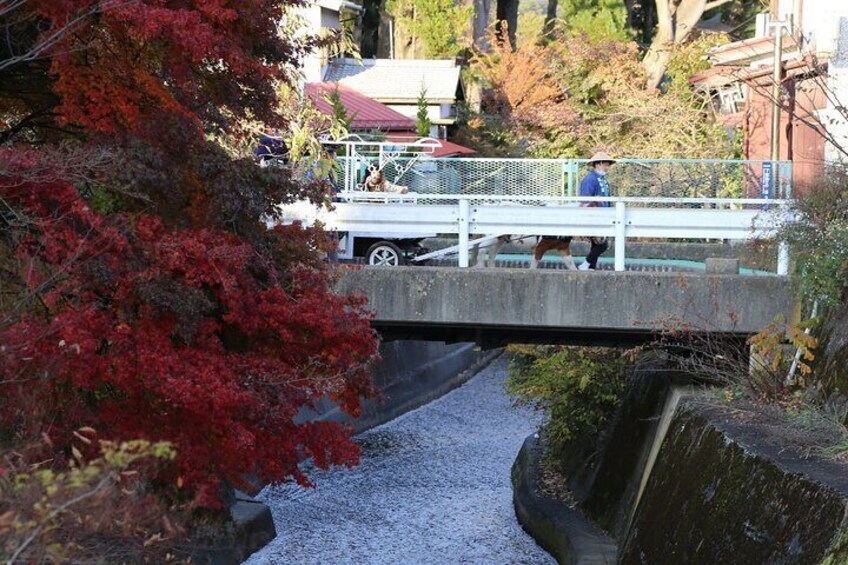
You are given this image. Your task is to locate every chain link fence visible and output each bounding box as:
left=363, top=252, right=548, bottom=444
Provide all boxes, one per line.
left=337, top=156, right=792, bottom=208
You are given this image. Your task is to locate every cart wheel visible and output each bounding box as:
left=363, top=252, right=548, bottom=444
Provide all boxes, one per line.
left=366, top=241, right=405, bottom=266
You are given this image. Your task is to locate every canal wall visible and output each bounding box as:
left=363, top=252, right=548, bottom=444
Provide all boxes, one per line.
left=620, top=399, right=848, bottom=563
left=303, top=340, right=490, bottom=432
left=516, top=363, right=848, bottom=564
left=424, top=239, right=777, bottom=271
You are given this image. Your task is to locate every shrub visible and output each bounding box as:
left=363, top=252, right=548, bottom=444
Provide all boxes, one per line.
left=778, top=166, right=848, bottom=308
left=507, top=346, right=630, bottom=458
left=1, top=435, right=181, bottom=563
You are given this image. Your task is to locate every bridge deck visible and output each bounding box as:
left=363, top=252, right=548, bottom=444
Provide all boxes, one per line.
left=336, top=267, right=793, bottom=346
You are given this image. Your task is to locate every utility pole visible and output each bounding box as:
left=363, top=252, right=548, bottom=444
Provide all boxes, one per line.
left=768, top=17, right=792, bottom=163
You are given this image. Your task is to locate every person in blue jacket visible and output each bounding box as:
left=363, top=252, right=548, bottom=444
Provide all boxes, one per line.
left=578, top=152, right=615, bottom=270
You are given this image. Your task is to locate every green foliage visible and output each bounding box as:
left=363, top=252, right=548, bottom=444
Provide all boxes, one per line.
left=386, top=0, right=472, bottom=58
left=665, top=34, right=730, bottom=98
left=557, top=0, right=631, bottom=42
left=778, top=166, right=848, bottom=307
left=517, top=11, right=547, bottom=47
left=507, top=346, right=630, bottom=457
left=416, top=88, right=432, bottom=138
left=327, top=85, right=355, bottom=130
left=1, top=436, right=178, bottom=562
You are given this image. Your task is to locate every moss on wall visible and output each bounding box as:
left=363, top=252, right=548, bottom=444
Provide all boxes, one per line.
left=619, top=402, right=848, bottom=564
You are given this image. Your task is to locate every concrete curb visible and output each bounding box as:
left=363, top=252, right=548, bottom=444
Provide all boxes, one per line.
left=188, top=491, right=276, bottom=564
left=229, top=493, right=276, bottom=561
left=512, top=435, right=617, bottom=564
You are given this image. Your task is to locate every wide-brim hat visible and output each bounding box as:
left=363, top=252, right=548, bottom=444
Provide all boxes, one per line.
left=588, top=151, right=616, bottom=164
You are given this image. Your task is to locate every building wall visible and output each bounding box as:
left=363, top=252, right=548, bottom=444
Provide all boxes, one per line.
left=826, top=17, right=848, bottom=164
left=777, top=0, right=847, bottom=55
left=297, top=4, right=345, bottom=83
left=744, top=76, right=827, bottom=194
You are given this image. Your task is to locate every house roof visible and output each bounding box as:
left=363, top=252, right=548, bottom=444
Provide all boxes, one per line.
left=323, top=58, right=463, bottom=103
left=316, top=0, right=362, bottom=12
left=690, top=55, right=825, bottom=89
left=305, top=82, right=416, bottom=131
left=707, top=35, right=798, bottom=67
left=385, top=133, right=476, bottom=158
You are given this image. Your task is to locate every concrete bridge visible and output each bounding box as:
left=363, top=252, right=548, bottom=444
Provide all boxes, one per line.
left=336, top=267, right=794, bottom=347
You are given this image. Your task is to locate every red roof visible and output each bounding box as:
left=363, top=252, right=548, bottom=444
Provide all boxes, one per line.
left=305, top=82, right=415, bottom=131
left=386, top=134, right=477, bottom=158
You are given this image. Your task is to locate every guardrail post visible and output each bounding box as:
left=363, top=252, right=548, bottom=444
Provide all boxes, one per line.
left=566, top=160, right=575, bottom=197
left=614, top=201, right=626, bottom=272
left=561, top=160, right=567, bottom=197
left=458, top=199, right=470, bottom=268
left=777, top=242, right=789, bottom=276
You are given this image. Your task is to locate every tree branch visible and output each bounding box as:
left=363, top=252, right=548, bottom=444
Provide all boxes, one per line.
left=704, top=0, right=733, bottom=11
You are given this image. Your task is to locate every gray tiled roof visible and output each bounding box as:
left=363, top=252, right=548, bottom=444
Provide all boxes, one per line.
left=323, top=58, right=462, bottom=102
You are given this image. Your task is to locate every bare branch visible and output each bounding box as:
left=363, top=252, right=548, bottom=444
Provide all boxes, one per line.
left=704, top=0, right=733, bottom=11
left=0, top=0, right=138, bottom=73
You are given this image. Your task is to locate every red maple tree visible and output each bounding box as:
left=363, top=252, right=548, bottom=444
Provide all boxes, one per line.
left=0, top=1, right=378, bottom=508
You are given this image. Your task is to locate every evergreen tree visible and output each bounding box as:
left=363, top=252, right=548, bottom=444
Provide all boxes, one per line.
left=327, top=84, right=355, bottom=131
left=416, top=87, right=432, bottom=138
left=386, top=0, right=472, bottom=58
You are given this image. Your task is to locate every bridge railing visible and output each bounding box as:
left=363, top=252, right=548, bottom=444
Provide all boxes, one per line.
left=336, top=156, right=793, bottom=204
left=280, top=193, right=791, bottom=274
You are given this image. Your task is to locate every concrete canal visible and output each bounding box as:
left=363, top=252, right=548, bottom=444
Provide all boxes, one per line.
left=244, top=356, right=554, bottom=564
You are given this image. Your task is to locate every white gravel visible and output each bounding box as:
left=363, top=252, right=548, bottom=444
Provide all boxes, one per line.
left=244, top=355, right=555, bottom=565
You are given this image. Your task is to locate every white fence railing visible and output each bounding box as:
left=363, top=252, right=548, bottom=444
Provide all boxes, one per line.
left=279, top=194, right=791, bottom=274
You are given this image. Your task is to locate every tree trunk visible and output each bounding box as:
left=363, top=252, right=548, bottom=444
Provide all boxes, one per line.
left=495, top=0, right=518, bottom=47
left=544, top=0, right=558, bottom=35
left=643, top=0, right=707, bottom=89
left=473, top=0, right=493, bottom=48
left=643, top=0, right=674, bottom=89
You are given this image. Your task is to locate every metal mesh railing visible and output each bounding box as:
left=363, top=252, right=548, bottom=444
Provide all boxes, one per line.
left=336, top=157, right=792, bottom=207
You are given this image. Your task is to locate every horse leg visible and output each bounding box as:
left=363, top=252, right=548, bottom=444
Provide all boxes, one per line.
left=558, top=240, right=577, bottom=270
left=531, top=238, right=552, bottom=269
left=486, top=235, right=509, bottom=268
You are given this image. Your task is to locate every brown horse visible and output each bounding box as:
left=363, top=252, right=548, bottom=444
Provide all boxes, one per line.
left=468, top=235, right=578, bottom=270
left=530, top=236, right=577, bottom=270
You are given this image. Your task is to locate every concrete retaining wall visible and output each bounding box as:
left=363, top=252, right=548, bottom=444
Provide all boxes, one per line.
left=303, top=340, right=489, bottom=432
left=512, top=435, right=617, bottom=564
left=532, top=369, right=848, bottom=564
left=621, top=401, right=848, bottom=563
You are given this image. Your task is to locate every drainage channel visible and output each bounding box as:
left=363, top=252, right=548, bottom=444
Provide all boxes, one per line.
left=244, top=356, right=555, bottom=565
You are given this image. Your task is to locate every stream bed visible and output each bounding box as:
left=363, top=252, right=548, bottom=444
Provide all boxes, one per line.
left=244, top=356, right=554, bottom=565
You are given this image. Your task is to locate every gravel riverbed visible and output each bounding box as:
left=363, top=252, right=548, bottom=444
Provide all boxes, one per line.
left=244, top=355, right=555, bottom=565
